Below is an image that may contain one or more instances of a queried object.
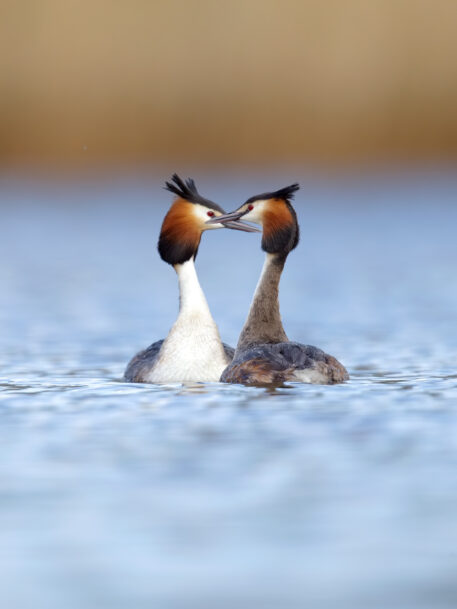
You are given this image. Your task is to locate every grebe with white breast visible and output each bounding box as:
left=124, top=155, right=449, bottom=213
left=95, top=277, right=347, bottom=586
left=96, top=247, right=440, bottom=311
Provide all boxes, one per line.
left=124, top=174, right=259, bottom=383
left=207, top=183, right=348, bottom=385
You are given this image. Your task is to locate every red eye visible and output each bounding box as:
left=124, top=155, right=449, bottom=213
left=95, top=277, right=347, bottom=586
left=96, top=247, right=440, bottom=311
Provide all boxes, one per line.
left=207, top=211, right=215, bottom=217
left=248, top=204, right=254, bottom=211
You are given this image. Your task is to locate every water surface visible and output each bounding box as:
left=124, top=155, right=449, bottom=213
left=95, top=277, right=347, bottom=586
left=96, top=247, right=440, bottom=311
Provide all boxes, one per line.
left=1, top=171, right=457, bottom=608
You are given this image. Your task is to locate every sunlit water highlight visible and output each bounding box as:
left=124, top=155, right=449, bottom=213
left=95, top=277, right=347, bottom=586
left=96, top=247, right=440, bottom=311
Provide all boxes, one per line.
left=1, top=172, right=457, bottom=609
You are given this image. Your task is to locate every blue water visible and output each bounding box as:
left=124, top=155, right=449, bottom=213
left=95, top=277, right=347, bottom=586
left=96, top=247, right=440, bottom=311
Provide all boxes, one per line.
left=1, top=171, right=457, bottom=609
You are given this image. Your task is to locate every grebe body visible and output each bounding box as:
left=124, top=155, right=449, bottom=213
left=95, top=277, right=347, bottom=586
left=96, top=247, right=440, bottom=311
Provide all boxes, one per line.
left=124, top=175, right=256, bottom=384
left=208, top=185, right=348, bottom=386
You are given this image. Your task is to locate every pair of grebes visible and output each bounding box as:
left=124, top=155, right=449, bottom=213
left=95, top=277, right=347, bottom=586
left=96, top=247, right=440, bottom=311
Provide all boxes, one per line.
left=124, top=174, right=348, bottom=386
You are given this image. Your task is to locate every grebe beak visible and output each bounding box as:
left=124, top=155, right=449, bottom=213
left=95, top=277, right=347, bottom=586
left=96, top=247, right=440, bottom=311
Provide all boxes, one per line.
left=222, top=220, right=260, bottom=233
left=206, top=210, right=247, bottom=223
left=205, top=211, right=258, bottom=232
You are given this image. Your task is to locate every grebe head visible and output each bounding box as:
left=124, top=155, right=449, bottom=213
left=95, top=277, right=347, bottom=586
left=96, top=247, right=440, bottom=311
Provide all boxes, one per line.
left=207, top=183, right=300, bottom=256
left=158, top=174, right=259, bottom=266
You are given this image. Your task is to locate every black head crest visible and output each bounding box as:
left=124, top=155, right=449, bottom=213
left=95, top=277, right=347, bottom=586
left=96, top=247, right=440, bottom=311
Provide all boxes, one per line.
left=164, top=173, right=224, bottom=213
left=245, top=183, right=300, bottom=205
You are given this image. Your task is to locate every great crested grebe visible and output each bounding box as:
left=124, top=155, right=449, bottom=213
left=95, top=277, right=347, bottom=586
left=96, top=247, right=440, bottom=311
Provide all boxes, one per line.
left=124, top=174, right=259, bottom=384
left=207, top=183, right=349, bottom=385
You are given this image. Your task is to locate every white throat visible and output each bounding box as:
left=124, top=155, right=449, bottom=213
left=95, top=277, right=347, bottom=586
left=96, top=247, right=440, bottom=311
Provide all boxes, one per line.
left=176, top=258, right=211, bottom=317
left=146, top=259, right=230, bottom=383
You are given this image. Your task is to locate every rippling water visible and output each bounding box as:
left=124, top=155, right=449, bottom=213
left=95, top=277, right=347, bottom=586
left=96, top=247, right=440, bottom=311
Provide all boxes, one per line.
left=1, top=171, right=457, bottom=609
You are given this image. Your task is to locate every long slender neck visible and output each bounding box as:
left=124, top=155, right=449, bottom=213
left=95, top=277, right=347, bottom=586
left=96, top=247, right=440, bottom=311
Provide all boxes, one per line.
left=175, top=258, right=211, bottom=318
left=236, top=253, right=288, bottom=351
left=149, top=257, right=229, bottom=383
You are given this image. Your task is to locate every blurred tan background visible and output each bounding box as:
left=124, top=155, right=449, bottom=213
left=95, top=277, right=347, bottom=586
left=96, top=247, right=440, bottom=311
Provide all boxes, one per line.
left=1, top=0, right=457, bottom=168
